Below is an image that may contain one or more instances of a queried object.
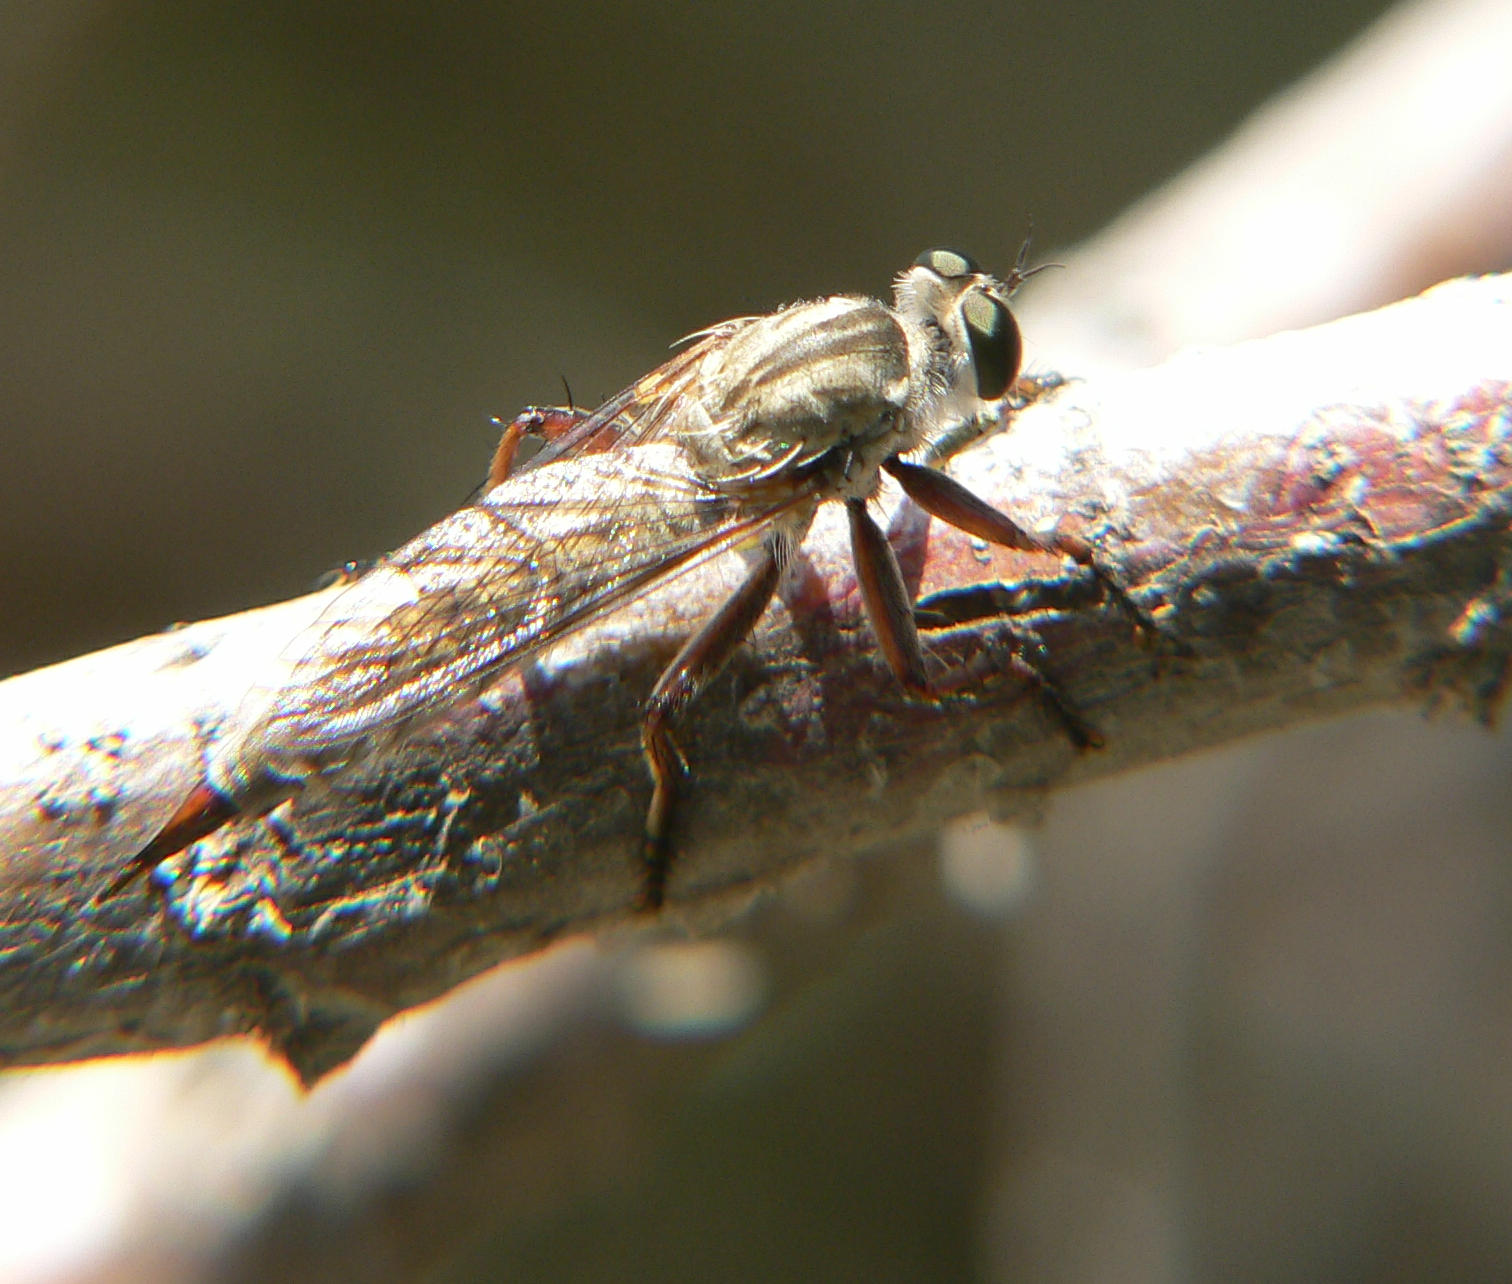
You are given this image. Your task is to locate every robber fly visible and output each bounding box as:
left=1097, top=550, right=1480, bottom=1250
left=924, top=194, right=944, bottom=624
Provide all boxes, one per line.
left=115, top=248, right=1137, bottom=910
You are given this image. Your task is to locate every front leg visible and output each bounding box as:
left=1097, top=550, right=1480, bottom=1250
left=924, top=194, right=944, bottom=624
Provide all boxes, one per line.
left=882, top=458, right=1159, bottom=642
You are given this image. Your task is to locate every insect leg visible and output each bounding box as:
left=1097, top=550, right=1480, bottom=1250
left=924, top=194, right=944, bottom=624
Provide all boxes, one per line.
left=847, top=498, right=931, bottom=698
left=487, top=414, right=533, bottom=487
left=930, top=620, right=1104, bottom=749
left=98, top=782, right=239, bottom=901
left=853, top=486, right=1100, bottom=749
left=639, top=544, right=785, bottom=910
left=487, top=405, right=593, bottom=487
left=882, top=458, right=1157, bottom=640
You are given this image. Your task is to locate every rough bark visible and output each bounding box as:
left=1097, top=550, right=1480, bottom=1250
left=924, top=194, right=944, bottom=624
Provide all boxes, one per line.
left=2, top=273, right=1509, bottom=1083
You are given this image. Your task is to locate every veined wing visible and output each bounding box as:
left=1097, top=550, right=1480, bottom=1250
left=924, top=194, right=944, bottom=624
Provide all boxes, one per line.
left=241, top=440, right=812, bottom=779
left=519, top=322, right=748, bottom=469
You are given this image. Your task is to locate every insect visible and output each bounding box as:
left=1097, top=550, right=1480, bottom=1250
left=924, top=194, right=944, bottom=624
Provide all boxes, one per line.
left=114, top=248, right=1141, bottom=910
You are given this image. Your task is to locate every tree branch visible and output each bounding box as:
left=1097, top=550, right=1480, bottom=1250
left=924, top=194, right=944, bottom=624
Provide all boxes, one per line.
left=3, top=273, right=1509, bottom=1082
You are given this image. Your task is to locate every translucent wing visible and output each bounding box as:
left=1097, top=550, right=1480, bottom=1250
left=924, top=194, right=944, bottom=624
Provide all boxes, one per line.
left=520, top=323, right=746, bottom=469
left=225, top=335, right=812, bottom=797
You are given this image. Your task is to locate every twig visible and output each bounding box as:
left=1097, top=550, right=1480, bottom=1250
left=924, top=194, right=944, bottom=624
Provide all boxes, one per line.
left=2, top=273, right=1508, bottom=1082
left=1025, top=0, right=1512, bottom=366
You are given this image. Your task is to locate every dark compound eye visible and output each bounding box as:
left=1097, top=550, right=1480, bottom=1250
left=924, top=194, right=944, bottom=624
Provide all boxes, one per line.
left=960, top=291, right=1020, bottom=401
left=914, top=247, right=979, bottom=279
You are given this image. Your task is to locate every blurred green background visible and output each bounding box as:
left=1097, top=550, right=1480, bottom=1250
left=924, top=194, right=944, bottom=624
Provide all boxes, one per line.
left=0, top=0, right=1396, bottom=678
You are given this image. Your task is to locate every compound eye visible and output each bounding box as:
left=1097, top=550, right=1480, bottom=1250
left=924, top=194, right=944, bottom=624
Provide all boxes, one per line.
left=914, top=247, right=979, bottom=279
left=960, top=291, right=1020, bottom=401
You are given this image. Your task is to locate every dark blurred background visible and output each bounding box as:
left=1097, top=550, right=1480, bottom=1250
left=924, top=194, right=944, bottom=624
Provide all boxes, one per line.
left=12, top=4, right=1512, bottom=1284
left=0, top=0, right=1397, bottom=678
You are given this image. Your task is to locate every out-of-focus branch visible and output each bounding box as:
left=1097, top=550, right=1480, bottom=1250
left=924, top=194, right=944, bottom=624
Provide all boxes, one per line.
left=2, top=274, right=1509, bottom=1083
left=1025, top=0, right=1512, bottom=367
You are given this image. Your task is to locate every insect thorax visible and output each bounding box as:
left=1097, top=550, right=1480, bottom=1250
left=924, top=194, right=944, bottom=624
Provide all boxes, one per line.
left=679, top=295, right=936, bottom=497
